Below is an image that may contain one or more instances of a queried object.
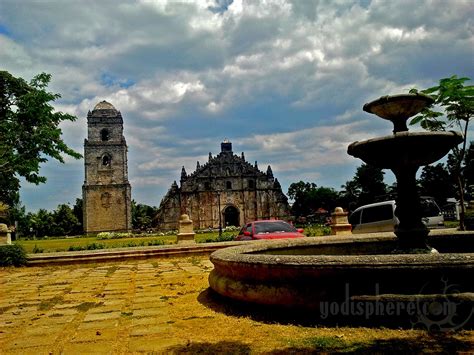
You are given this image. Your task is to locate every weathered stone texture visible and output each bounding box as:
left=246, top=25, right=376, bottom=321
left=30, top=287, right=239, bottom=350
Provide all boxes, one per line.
left=155, top=141, right=290, bottom=230
left=83, top=101, right=132, bottom=233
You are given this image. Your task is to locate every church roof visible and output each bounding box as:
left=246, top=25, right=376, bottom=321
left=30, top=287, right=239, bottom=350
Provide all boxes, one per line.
left=93, top=101, right=117, bottom=111
left=89, top=100, right=121, bottom=120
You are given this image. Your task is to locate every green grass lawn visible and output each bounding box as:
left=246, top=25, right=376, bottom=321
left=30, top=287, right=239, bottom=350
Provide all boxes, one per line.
left=16, top=225, right=330, bottom=254
left=18, top=235, right=176, bottom=253
left=17, top=231, right=238, bottom=253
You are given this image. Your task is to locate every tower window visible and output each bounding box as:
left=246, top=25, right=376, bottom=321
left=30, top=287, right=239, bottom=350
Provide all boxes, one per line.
left=102, top=155, right=111, bottom=166
left=226, top=181, right=232, bottom=190
left=101, top=129, right=110, bottom=141
left=204, top=182, right=211, bottom=190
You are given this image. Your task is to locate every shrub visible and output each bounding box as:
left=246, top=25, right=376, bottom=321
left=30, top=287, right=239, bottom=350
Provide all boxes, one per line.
left=96, top=232, right=132, bottom=240
left=146, top=240, right=164, bottom=246
left=32, top=244, right=44, bottom=253
left=67, top=243, right=106, bottom=251
left=0, top=244, right=28, bottom=266
left=203, top=233, right=236, bottom=243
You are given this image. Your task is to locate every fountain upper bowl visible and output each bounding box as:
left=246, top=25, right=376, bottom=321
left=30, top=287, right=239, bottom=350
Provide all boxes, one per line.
left=363, top=93, right=434, bottom=121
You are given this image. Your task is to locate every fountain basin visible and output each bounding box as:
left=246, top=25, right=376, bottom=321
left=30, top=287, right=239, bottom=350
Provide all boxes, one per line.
left=209, top=233, right=474, bottom=313
left=348, top=131, right=463, bottom=169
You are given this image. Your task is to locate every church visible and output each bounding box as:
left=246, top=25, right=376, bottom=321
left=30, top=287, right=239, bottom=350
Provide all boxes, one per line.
left=155, top=140, right=290, bottom=230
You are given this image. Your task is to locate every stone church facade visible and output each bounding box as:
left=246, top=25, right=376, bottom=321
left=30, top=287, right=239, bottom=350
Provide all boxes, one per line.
left=82, top=101, right=132, bottom=233
left=155, top=141, right=290, bottom=230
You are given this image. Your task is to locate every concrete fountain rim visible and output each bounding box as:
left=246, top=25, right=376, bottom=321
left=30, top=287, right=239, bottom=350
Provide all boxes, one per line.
left=210, top=233, right=474, bottom=269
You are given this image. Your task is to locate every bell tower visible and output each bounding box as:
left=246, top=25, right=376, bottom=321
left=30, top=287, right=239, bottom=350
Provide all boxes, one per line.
left=82, top=101, right=132, bottom=233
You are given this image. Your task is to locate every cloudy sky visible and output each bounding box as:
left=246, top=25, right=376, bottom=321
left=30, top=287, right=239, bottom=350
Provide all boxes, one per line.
left=1, top=0, right=473, bottom=211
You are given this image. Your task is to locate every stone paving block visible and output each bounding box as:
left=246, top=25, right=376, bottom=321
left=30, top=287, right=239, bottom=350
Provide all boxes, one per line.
left=86, top=305, right=123, bottom=314
left=131, top=302, right=163, bottom=310
left=102, top=299, right=125, bottom=307
left=181, top=266, right=204, bottom=273
left=1, top=311, right=34, bottom=320
left=133, top=295, right=161, bottom=304
left=62, top=340, right=115, bottom=354
left=83, top=311, right=122, bottom=322
left=46, top=308, right=80, bottom=316
left=23, top=324, right=65, bottom=336
left=77, top=319, right=119, bottom=330
left=5, top=333, right=58, bottom=349
left=0, top=320, right=18, bottom=328
left=35, top=315, right=76, bottom=325
left=72, top=327, right=119, bottom=342
left=130, top=324, right=171, bottom=336
left=132, top=315, right=170, bottom=326
left=101, top=290, right=127, bottom=296
left=127, top=336, right=181, bottom=352
left=132, top=307, right=167, bottom=318
left=1, top=345, right=54, bottom=355
left=53, top=302, right=84, bottom=310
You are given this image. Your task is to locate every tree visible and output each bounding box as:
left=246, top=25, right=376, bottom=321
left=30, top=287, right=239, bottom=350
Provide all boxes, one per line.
left=410, top=75, right=474, bottom=229
left=51, top=204, right=80, bottom=236
left=418, top=163, right=456, bottom=207
left=0, top=71, right=81, bottom=210
left=287, top=181, right=340, bottom=219
left=132, top=200, right=158, bottom=230
left=29, top=209, right=54, bottom=238
left=342, top=164, right=387, bottom=209
left=72, top=198, right=83, bottom=233
left=287, top=181, right=317, bottom=218
left=463, top=142, right=474, bottom=199
left=339, top=180, right=359, bottom=211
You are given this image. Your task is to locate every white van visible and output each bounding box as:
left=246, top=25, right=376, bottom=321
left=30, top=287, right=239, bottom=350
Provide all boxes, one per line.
left=349, top=198, right=444, bottom=234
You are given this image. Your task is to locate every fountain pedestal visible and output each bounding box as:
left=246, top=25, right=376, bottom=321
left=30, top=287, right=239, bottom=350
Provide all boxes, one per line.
left=392, top=166, right=429, bottom=250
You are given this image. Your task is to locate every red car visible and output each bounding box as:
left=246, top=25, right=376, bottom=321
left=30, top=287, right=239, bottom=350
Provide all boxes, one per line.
left=235, top=220, right=305, bottom=240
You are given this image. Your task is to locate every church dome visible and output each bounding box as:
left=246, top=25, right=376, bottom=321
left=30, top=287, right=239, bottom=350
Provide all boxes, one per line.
left=93, top=100, right=117, bottom=111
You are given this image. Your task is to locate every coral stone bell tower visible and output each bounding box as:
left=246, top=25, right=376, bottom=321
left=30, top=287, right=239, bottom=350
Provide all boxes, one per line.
left=82, top=101, right=132, bottom=233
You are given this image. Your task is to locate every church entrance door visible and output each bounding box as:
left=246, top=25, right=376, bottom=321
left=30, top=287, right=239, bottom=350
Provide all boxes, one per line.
left=223, top=206, right=240, bottom=227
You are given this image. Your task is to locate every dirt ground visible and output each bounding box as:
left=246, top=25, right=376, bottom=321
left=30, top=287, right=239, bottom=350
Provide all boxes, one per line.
left=1, top=255, right=473, bottom=354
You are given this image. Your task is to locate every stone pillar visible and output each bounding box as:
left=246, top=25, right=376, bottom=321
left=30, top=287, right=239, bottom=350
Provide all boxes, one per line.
left=177, top=214, right=195, bottom=244
left=0, top=224, right=12, bottom=245
left=330, top=207, right=352, bottom=236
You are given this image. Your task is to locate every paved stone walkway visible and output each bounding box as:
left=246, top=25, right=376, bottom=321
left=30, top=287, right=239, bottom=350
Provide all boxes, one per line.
left=2, top=255, right=474, bottom=354
left=0, top=257, right=214, bottom=354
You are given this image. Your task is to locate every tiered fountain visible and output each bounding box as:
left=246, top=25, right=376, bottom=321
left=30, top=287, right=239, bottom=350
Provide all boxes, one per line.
left=209, top=94, right=474, bottom=326
left=349, top=93, right=462, bottom=251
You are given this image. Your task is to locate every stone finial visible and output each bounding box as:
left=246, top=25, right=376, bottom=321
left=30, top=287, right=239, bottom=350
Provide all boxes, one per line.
left=255, top=161, right=258, bottom=170
left=241, top=152, right=245, bottom=160
left=181, top=166, right=187, bottom=180
left=197, top=161, right=201, bottom=170
left=267, top=165, right=274, bottom=179
left=179, top=214, right=191, bottom=222
left=177, top=214, right=195, bottom=244
left=0, top=223, right=11, bottom=245
left=274, top=178, right=281, bottom=188
left=330, top=207, right=352, bottom=236
left=209, top=152, right=212, bottom=161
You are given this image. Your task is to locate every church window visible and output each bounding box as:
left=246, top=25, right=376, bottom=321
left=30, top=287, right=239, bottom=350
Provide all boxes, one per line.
left=248, top=180, right=255, bottom=189
left=102, top=155, right=111, bottom=166
left=204, top=182, right=211, bottom=190
left=226, top=181, right=232, bottom=190
left=101, top=129, right=110, bottom=141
